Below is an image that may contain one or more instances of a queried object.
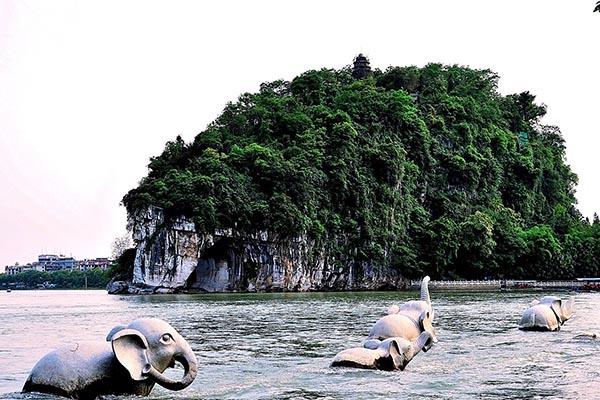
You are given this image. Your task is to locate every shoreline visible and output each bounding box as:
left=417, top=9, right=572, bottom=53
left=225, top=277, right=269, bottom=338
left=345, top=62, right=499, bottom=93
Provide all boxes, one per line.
left=105, top=279, right=597, bottom=295
left=3, top=280, right=597, bottom=293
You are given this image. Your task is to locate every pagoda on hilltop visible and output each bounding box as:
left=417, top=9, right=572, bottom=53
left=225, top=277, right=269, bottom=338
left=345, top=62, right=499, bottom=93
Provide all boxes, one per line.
left=352, top=53, right=371, bottom=79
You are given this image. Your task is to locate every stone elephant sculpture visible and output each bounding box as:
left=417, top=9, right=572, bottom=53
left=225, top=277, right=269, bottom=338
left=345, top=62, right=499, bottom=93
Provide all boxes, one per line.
left=22, top=318, right=198, bottom=400
left=519, top=296, right=574, bottom=331
left=573, top=332, right=599, bottom=340
left=330, top=276, right=436, bottom=371
left=331, top=331, right=433, bottom=371
left=368, top=276, right=437, bottom=346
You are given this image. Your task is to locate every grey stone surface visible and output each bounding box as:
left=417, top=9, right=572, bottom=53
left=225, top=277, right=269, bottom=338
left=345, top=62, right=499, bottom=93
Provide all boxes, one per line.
left=106, top=280, right=128, bottom=294
left=331, top=332, right=433, bottom=371
left=519, top=296, right=574, bottom=331
left=125, top=206, right=408, bottom=293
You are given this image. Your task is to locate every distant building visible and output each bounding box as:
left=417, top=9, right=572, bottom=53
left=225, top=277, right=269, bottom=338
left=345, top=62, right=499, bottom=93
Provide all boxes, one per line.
left=38, top=254, right=76, bottom=272
left=352, top=53, right=372, bottom=79
left=6, top=263, right=35, bottom=275
left=77, top=258, right=111, bottom=271
left=5, top=261, right=45, bottom=275
left=4, top=254, right=111, bottom=275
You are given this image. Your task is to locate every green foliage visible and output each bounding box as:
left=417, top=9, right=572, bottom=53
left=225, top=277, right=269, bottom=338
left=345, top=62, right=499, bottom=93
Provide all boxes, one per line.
left=518, top=225, right=567, bottom=279
left=122, top=63, right=592, bottom=280
left=0, top=269, right=111, bottom=289
left=563, top=219, right=600, bottom=278
left=110, top=248, right=137, bottom=280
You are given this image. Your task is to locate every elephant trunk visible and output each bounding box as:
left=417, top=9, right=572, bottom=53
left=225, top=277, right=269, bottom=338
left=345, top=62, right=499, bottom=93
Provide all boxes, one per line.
left=415, top=331, right=433, bottom=354
left=420, top=276, right=431, bottom=307
left=146, top=346, right=198, bottom=391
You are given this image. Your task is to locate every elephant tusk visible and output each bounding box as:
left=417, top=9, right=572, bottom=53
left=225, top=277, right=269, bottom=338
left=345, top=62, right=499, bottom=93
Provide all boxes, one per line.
left=142, top=363, right=152, bottom=375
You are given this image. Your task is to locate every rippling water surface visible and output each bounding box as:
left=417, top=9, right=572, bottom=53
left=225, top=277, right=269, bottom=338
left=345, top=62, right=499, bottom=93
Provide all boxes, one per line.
left=1, top=289, right=600, bottom=399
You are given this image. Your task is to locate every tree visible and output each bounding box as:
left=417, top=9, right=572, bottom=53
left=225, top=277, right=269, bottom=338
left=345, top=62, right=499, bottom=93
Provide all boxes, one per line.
left=456, top=211, right=497, bottom=279
left=111, top=233, right=133, bottom=260
left=518, top=225, right=566, bottom=279
left=0, top=269, right=110, bottom=289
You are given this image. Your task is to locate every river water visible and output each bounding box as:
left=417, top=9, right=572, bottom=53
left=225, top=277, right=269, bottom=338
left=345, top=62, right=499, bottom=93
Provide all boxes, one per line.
left=1, top=289, right=599, bottom=399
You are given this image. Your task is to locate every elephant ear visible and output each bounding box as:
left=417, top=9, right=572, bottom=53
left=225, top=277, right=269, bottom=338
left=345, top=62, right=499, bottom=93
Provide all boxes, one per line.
left=382, top=339, right=405, bottom=370
left=111, top=328, right=151, bottom=381
left=106, top=324, right=128, bottom=341
left=548, top=299, right=564, bottom=324
left=562, top=297, right=574, bottom=320
left=419, top=310, right=438, bottom=345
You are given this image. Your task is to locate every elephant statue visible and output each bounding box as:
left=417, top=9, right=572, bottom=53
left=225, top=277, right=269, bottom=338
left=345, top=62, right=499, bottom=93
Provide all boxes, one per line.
left=573, top=332, right=599, bottom=340
left=519, top=296, right=574, bottom=331
left=367, top=276, right=437, bottom=346
left=331, top=331, right=433, bottom=371
left=330, top=276, right=436, bottom=371
left=22, top=318, right=198, bottom=399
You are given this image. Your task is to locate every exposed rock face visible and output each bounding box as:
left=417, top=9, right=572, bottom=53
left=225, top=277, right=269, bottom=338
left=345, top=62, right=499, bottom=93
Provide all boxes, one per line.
left=107, top=280, right=128, bottom=294
left=131, top=207, right=210, bottom=289
left=125, top=206, right=407, bottom=293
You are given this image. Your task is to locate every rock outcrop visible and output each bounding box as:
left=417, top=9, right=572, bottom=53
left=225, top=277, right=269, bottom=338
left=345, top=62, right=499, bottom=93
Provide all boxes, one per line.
left=118, top=206, right=407, bottom=293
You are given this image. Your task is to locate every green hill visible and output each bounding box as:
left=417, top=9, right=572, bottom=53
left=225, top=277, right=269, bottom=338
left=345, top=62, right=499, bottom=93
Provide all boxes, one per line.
left=123, top=62, right=600, bottom=281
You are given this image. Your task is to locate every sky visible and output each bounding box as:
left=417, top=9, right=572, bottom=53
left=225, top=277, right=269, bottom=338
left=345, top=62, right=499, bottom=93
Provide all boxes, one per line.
left=0, top=0, right=599, bottom=271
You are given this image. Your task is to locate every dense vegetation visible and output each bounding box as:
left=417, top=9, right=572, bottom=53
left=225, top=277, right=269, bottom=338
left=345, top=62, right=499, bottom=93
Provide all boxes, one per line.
left=123, top=63, right=600, bottom=280
left=110, top=248, right=137, bottom=280
left=0, top=268, right=111, bottom=289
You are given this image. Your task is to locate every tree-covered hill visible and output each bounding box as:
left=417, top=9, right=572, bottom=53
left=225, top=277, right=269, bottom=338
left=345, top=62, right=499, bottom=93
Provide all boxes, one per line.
left=123, top=63, right=600, bottom=280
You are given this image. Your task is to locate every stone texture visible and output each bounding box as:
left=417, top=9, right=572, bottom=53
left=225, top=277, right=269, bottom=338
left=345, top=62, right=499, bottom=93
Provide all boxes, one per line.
left=122, top=206, right=407, bottom=293
left=130, top=207, right=212, bottom=289
left=154, top=287, right=176, bottom=294
left=106, top=280, right=129, bottom=294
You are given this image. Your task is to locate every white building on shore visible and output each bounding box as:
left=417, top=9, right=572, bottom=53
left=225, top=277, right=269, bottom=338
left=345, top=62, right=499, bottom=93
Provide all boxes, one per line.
left=77, top=258, right=111, bottom=271
left=4, top=254, right=112, bottom=275
left=5, top=262, right=44, bottom=275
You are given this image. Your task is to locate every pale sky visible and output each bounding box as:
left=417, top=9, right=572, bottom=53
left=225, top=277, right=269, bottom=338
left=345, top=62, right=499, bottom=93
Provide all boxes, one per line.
left=1, top=0, right=599, bottom=271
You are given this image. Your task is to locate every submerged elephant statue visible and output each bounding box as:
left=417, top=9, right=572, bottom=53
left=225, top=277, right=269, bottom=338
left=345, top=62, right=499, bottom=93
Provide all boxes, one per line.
left=519, top=296, right=574, bottom=331
left=22, top=318, right=198, bottom=399
left=331, top=276, right=436, bottom=371
left=367, top=276, right=437, bottom=345
left=573, top=332, right=599, bottom=340
left=331, top=331, right=433, bottom=371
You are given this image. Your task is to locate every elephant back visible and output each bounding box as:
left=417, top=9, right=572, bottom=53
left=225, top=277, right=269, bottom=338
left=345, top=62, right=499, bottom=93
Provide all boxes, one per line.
left=368, top=314, right=420, bottom=341
left=519, top=304, right=561, bottom=331
left=399, top=300, right=430, bottom=321
left=538, top=296, right=561, bottom=305
left=24, top=342, right=125, bottom=396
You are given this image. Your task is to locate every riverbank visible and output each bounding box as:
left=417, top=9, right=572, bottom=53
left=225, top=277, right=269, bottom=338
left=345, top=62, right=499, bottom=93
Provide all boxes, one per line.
left=410, top=279, right=596, bottom=291
left=0, top=268, right=111, bottom=290
left=105, top=278, right=598, bottom=295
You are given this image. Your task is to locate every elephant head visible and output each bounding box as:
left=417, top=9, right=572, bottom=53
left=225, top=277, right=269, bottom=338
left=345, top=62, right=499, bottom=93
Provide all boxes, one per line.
left=107, top=318, right=198, bottom=391
left=539, top=296, right=574, bottom=324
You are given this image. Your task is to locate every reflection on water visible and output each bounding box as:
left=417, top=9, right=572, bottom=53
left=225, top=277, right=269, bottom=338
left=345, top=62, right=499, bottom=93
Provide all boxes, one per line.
left=1, top=289, right=600, bottom=399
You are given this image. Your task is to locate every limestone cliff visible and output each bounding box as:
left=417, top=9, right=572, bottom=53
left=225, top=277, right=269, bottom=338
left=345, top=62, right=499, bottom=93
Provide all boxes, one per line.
left=110, top=206, right=407, bottom=294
